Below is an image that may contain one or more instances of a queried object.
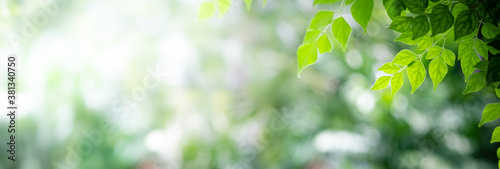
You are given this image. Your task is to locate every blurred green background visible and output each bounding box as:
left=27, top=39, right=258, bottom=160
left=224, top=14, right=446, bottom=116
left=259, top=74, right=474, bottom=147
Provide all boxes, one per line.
left=0, top=0, right=499, bottom=168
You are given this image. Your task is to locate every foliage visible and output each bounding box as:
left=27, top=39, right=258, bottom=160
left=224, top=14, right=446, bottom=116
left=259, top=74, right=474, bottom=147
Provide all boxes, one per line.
left=199, top=0, right=500, bottom=167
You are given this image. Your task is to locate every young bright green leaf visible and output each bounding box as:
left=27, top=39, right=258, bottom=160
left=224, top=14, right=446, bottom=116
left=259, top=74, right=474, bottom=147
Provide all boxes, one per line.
left=317, top=34, right=332, bottom=54
left=332, top=17, right=351, bottom=51
left=429, top=57, right=448, bottom=91
left=389, top=16, right=413, bottom=32
left=497, top=147, right=500, bottom=159
left=430, top=4, right=454, bottom=36
left=458, top=39, right=474, bottom=60
left=378, top=63, right=401, bottom=74
left=198, top=2, right=216, bottom=21
left=401, top=0, right=426, bottom=14
left=461, top=50, right=481, bottom=81
left=496, top=88, right=500, bottom=98
left=392, top=49, right=417, bottom=66
left=217, top=0, right=231, bottom=17
left=442, top=49, right=455, bottom=66
left=391, top=71, right=404, bottom=96
left=371, top=76, right=392, bottom=90
left=482, top=22, right=500, bottom=39
left=262, top=0, right=267, bottom=7
left=417, top=35, right=432, bottom=51
left=345, top=0, right=355, bottom=5
left=297, top=44, right=319, bottom=76
left=407, top=60, right=426, bottom=93
left=384, top=0, right=406, bottom=20
left=426, top=46, right=442, bottom=60
left=491, top=126, right=500, bottom=143
left=244, top=0, right=252, bottom=10
left=308, top=11, right=334, bottom=30
left=479, top=103, right=500, bottom=127
left=351, top=0, right=373, bottom=34
left=395, top=31, right=422, bottom=45
left=474, top=60, right=489, bottom=72
left=454, top=10, right=479, bottom=41
left=474, top=39, right=489, bottom=60
left=411, top=15, right=430, bottom=40
left=313, top=0, right=340, bottom=6
left=303, top=30, right=322, bottom=44
left=463, top=72, right=486, bottom=94
left=452, top=3, right=468, bottom=18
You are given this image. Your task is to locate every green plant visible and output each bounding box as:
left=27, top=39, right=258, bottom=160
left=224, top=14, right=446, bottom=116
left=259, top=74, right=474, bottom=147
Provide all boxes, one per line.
left=199, top=0, right=500, bottom=166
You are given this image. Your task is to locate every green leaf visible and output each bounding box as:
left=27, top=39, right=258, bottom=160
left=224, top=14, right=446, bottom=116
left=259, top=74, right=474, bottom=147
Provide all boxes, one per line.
left=429, top=57, right=448, bottom=91
left=331, top=17, right=351, bottom=51
left=384, top=0, right=406, bottom=20
left=371, top=76, right=392, bottom=90
left=496, top=88, right=500, bottom=98
left=244, top=0, right=252, bottom=10
left=474, top=60, right=489, bottom=72
left=313, top=0, right=340, bottom=5
left=297, top=44, right=318, bottom=76
left=391, top=71, right=404, bottom=96
left=378, top=62, right=401, bottom=74
left=478, top=1, right=498, bottom=24
left=475, top=39, right=489, bottom=60
left=417, top=35, right=432, bottom=51
left=262, top=0, right=267, bottom=7
left=461, top=50, right=480, bottom=81
left=198, top=2, right=216, bottom=21
left=308, top=11, right=334, bottom=30
left=395, top=31, right=422, bottom=45
left=458, top=0, right=477, bottom=7
left=488, top=56, right=500, bottom=84
left=401, top=0, right=426, bottom=14
left=407, top=60, right=426, bottom=93
left=490, top=46, right=500, bottom=55
left=389, top=16, right=413, bottom=32
left=351, top=0, right=373, bottom=34
left=454, top=10, right=479, bottom=41
left=442, top=49, right=455, bottom=66
left=345, top=0, right=355, bottom=5
left=482, top=22, right=500, bottom=39
left=392, top=49, right=417, bottom=66
left=458, top=39, right=474, bottom=60
left=491, top=126, right=500, bottom=143
left=479, top=103, right=500, bottom=127
left=430, top=4, right=454, bottom=36
left=303, top=30, right=322, bottom=44
left=426, top=46, right=442, bottom=60
left=317, top=34, right=332, bottom=54
left=463, top=72, right=486, bottom=94
left=497, top=147, right=500, bottom=159
left=217, top=0, right=231, bottom=17
left=411, top=15, right=430, bottom=40
left=452, top=3, right=468, bottom=18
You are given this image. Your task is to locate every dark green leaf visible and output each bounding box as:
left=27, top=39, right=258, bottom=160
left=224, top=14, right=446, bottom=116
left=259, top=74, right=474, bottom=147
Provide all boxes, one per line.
left=308, top=11, right=334, bottom=30
left=332, top=17, right=351, bottom=51
left=384, top=0, right=406, bottom=20
left=407, top=60, right=426, bottom=93
left=429, top=57, right=448, bottom=91
left=430, top=4, right=454, bottom=36
left=478, top=1, right=498, bottom=24
left=458, top=0, right=477, bottom=7
left=452, top=3, right=468, bottom=18
left=352, top=0, right=374, bottom=33
left=371, top=76, right=392, bottom=90
left=389, top=16, right=413, bottom=32
left=401, top=0, right=426, bottom=14
left=454, top=10, right=479, bottom=41
left=487, top=55, right=500, bottom=84
left=412, top=15, right=430, bottom=40
left=463, top=72, right=486, bottom=94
